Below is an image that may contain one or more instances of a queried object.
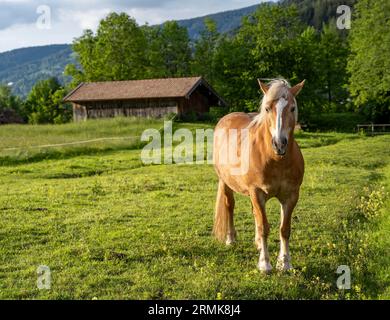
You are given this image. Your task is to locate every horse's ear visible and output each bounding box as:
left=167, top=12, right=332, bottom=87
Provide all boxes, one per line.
left=258, top=79, right=269, bottom=95
left=290, top=80, right=305, bottom=97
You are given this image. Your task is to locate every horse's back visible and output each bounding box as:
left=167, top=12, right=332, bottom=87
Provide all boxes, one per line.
left=213, top=112, right=256, bottom=194
left=215, top=112, right=257, bottom=130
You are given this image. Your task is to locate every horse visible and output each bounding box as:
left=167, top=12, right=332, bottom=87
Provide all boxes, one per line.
left=212, top=78, right=305, bottom=273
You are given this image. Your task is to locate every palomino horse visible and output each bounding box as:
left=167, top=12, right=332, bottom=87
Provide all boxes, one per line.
left=213, top=79, right=305, bottom=273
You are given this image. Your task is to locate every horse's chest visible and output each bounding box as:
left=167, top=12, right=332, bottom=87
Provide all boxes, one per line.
left=253, top=169, right=295, bottom=197
left=260, top=180, right=288, bottom=197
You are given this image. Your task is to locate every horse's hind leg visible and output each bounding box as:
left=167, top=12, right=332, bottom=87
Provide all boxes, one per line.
left=213, top=180, right=236, bottom=245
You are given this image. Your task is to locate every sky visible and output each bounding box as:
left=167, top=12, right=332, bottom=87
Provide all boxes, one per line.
left=0, top=0, right=272, bottom=53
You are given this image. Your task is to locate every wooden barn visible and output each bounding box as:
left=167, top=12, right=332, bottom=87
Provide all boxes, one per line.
left=63, top=76, right=226, bottom=121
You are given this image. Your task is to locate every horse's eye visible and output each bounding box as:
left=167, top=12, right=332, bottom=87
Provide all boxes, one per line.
left=291, top=107, right=295, bottom=112
left=266, top=107, right=271, bottom=113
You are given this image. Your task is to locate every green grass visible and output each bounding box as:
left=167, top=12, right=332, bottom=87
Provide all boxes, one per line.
left=0, top=117, right=164, bottom=166
left=0, top=118, right=389, bottom=300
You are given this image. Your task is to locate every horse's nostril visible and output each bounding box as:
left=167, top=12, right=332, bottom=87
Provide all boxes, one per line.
left=282, top=137, right=288, bottom=146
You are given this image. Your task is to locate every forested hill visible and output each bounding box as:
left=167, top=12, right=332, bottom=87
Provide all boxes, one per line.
left=177, top=4, right=261, bottom=39
left=0, top=0, right=355, bottom=97
left=0, top=45, right=74, bottom=97
left=281, top=0, right=356, bottom=29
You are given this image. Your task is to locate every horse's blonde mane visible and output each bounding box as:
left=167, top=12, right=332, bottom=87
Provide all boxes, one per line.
left=249, top=78, right=298, bottom=128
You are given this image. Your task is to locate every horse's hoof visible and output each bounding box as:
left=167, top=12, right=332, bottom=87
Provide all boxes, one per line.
left=276, top=256, right=293, bottom=272
left=225, top=238, right=235, bottom=246
left=258, top=261, right=272, bottom=274
left=225, top=233, right=236, bottom=246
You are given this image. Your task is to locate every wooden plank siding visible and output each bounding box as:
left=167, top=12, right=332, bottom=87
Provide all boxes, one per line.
left=73, top=98, right=180, bottom=121
left=184, top=90, right=210, bottom=114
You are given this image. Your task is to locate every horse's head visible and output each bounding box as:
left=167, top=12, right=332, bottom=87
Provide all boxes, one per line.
left=257, top=79, right=305, bottom=156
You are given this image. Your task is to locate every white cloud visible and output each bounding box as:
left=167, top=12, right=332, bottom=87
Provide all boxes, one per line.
left=0, top=20, right=81, bottom=52
left=58, top=8, right=112, bottom=30
left=0, top=0, right=30, bottom=3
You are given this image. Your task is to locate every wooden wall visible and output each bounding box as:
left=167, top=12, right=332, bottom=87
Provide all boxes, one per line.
left=73, top=103, right=87, bottom=122
left=186, top=91, right=210, bottom=114
left=73, top=98, right=179, bottom=122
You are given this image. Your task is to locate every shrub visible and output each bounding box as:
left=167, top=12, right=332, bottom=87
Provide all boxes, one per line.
left=306, top=112, right=366, bottom=132
left=357, top=186, right=387, bottom=220
left=25, top=78, right=72, bottom=124
left=180, top=111, right=198, bottom=122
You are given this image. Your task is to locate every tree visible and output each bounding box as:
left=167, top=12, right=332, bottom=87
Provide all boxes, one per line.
left=25, top=78, right=72, bottom=124
left=289, top=26, right=323, bottom=116
left=213, top=34, right=254, bottom=111
left=0, top=84, right=24, bottom=123
left=192, top=18, right=220, bottom=84
left=214, top=4, right=307, bottom=113
left=144, top=26, right=168, bottom=78
left=318, top=23, right=349, bottom=111
left=284, top=24, right=349, bottom=117
left=347, top=0, right=390, bottom=122
left=65, top=29, right=96, bottom=84
left=239, top=4, right=304, bottom=78
left=66, top=13, right=148, bottom=84
left=148, top=21, right=192, bottom=78
left=0, top=85, right=23, bottom=113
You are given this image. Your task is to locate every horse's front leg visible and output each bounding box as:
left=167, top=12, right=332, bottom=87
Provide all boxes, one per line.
left=277, top=192, right=299, bottom=271
left=250, top=189, right=271, bottom=273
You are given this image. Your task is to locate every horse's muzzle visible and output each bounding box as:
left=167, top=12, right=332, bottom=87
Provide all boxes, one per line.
left=272, top=136, right=288, bottom=156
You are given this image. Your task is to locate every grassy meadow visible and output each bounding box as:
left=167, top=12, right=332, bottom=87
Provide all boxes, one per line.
left=0, top=117, right=389, bottom=299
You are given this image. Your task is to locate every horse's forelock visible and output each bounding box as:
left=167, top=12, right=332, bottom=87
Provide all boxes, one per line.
left=250, top=79, right=297, bottom=127
left=266, top=79, right=290, bottom=100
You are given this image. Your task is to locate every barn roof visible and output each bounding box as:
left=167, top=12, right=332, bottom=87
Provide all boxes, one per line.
left=63, top=76, right=226, bottom=105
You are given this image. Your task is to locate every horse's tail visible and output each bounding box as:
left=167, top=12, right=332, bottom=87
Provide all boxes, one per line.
left=213, top=180, right=235, bottom=244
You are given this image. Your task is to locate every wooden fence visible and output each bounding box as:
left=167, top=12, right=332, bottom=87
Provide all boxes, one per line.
left=357, top=124, right=390, bottom=135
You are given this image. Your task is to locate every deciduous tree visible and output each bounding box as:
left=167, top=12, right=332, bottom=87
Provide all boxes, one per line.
left=25, top=78, right=71, bottom=124
left=348, top=0, right=390, bottom=122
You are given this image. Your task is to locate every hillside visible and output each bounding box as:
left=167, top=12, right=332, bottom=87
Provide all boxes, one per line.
left=0, top=45, right=74, bottom=97
left=281, top=0, right=357, bottom=29
left=177, top=4, right=261, bottom=39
